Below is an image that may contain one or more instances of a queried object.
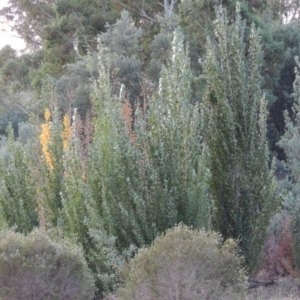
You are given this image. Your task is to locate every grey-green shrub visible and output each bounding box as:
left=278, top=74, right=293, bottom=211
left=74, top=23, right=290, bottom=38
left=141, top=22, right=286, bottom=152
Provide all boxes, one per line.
left=117, top=224, right=248, bottom=300
left=0, top=228, right=95, bottom=300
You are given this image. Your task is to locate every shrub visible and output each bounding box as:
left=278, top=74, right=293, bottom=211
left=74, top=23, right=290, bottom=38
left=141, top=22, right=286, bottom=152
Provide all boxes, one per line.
left=0, top=228, right=95, bottom=300
left=261, top=214, right=296, bottom=278
left=117, top=224, right=248, bottom=300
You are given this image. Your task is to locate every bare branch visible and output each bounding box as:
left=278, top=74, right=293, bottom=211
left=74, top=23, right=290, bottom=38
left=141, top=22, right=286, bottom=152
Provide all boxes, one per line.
left=163, top=0, right=178, bottom=17
left=112, top=0, right=156, bottom=22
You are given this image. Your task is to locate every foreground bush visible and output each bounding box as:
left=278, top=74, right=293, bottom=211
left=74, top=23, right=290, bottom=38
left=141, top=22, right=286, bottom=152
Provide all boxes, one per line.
left=0, top=228, right=95, bottom=299
left=117, top=224, right=248, bottom=300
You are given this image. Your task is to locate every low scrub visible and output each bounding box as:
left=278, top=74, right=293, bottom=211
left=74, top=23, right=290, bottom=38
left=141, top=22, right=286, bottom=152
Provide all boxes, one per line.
left=117, top=224, right=248, bottom=300
left=0, top=228, right=95, bottom=299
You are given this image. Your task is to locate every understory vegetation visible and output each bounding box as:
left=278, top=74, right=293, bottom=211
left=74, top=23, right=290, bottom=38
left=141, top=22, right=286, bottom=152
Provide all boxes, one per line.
left=0, top=0, right=300, bottom=299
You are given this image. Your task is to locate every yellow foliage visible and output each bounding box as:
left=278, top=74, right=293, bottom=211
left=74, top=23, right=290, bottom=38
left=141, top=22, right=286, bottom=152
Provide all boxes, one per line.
left=40, top=110, right=53, bottom=171
left=44, top=109, right=51, bottom=122
left=62, top=115, right=73, bottom=151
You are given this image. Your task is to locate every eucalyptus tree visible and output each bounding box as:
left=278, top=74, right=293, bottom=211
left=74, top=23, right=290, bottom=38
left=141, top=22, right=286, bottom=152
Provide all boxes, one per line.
left=146, top=13, right=179, bottom=83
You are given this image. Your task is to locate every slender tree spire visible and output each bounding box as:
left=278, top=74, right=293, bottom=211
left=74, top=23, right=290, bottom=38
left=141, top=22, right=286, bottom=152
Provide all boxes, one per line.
left=202, top=5, right=275, bottom=268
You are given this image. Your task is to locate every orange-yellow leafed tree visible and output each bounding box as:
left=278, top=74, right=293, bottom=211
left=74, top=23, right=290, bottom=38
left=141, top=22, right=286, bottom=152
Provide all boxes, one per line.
left=62, top=115, right=73, bottom=150
left=40, top=109, right=53, bottom=171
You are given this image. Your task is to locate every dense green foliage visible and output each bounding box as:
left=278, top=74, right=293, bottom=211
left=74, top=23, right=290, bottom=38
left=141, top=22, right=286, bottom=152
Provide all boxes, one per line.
left=0, top=125, right=39, bottom=233
left=269, top=21, right=300, bottom=158
left=278, top=57, right=300, bottom=270
left=202, top=5, right=276, bottom=268
left=0, top=0, right=300, bottom=298
left=89, top=28, right=210, bottom=250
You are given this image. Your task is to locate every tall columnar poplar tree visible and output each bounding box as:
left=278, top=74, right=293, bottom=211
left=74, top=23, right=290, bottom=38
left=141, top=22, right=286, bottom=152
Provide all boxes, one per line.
left=0, top=124, right=39, bottom=233
left=202, top=5, right=276, bottom=268
left=138, top=28, right=210, bottom=231
left=89, top=28, right=210, bottom=251
left=279, top=57, right=300, bottom=184
left=278, top=57, right=300, bottom=270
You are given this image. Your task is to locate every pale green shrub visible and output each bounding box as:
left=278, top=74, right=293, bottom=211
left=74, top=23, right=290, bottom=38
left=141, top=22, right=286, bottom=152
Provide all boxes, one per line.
left=0, top=228, right=95, bottom=300
left=117, top=224, right=248, bottom=300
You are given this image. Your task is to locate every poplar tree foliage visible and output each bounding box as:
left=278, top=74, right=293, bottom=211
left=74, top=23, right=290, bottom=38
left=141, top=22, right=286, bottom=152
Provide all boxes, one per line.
left=89, top=28, right=209, bottom=251
left=278, top=57, right=300, bottom=269
left=0, top=124, right=39, bottom=233
left=40, top=107, right=66, bottom=227
left=279, top=58, right=300, bottom=185
left=58, top=118, right=122, bottom=297
left=0, top=30, right=210, bottom=295
left=202, top=5, right=275, bottom=268
left=139, top=28, right=209, bottom=231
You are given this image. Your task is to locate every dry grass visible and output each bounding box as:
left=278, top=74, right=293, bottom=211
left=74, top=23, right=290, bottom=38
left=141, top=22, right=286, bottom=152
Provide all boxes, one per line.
left=248, top=216, right=300, bottom=299
left=108, top=276, right=300, bottom=300
left=246, top=277, right=300, bottom=300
